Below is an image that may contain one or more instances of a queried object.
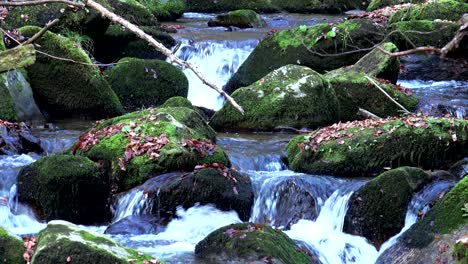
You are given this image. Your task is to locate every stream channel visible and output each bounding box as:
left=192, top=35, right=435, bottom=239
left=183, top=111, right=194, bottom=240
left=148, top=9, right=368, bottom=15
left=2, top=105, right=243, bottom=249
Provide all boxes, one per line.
left=1, top=12, right=466, bottom=264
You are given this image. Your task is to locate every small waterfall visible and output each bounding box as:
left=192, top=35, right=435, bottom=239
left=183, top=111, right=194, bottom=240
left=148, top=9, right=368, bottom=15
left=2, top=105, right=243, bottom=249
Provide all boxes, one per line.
left=0, top=154, right=45, bottom=235
left=1, top=70, right=44, bottom=122
left=113, top=190, right=147, bottom=222
left=285, top=190, right=379, bottom=264
left=172, top=40, right=256, bottom=110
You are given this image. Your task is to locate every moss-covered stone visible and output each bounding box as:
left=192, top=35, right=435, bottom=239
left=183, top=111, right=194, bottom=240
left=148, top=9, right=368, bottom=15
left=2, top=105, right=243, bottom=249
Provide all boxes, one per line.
left=186, top=0, right=276, bottom=13
left=0, top=227, right=24, bottom=264
left=17, top=26, right=123, bottom=119
left=31, top=220, right=158, bottom=264
left=452, top=239, right=468, bottom=264
left=224, top=19, right=385, bottom=94
left=143, top=0, right=186, bottom=21
left=324, top=71, right=418, bottom=121
left=108, top=0, right=158, bottom=26
left=93, top=25, right=176, bottom=63
left=211, top=65, right=340, bottom=131
left=0, top=31, right=5, bottom=51
left=287, top=117, right=468, bottom=177
left=160, top=96, right=193, bottom=108
left=195, top=223, right=311, bottom=264
left=389, top=20, right=460, bottom=50
left=106, top=57, right=188, bottom=112
left=208, top=9, right=267, bottom=28
left=17, top=155, right=111, bottom=224
left=344, top=167, right=431, bottom=249
left=153, top=168, right=254, bottom=221
left=0, top=72, right=18, bottom=121
left=367, top=0, right=425, bottom=12
left=75, top=107, right=230, bottom=192
left=389, top=0, right=468, bottom=23
left=400, top=176, right=468, bottom=248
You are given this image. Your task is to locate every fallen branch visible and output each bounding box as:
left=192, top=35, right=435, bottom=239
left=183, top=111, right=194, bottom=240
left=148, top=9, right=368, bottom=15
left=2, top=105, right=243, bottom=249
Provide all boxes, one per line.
left=358, top=108, right=381, bottom=120
left=21, top=19, right=60, bottom=45
left=0, top=0, right=85, bottom=7
left=365, top=75, right=410, bottom=114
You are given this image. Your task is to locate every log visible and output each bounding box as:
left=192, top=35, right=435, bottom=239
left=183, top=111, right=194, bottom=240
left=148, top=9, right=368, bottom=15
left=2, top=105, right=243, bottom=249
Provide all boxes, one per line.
left=0, top=44, right=36, bottom=73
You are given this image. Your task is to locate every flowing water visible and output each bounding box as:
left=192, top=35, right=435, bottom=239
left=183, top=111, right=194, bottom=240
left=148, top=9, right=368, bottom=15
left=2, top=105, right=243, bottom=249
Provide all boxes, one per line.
left=0, top=11, right=466, bottom=264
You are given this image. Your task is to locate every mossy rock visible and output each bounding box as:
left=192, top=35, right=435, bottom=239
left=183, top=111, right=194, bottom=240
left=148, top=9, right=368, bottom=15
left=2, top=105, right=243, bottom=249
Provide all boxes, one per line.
left=93, top=25, right=176, bottom=63
left=3, top=1, right=111, bottom=37
left=144, top=0, right=186, bottom=21
left=287, top=117, right=468, bottom=177
left=75, top=107, right=230, bottom=192
left=399, top=176, right=468, bottom=248
left=0, top=72, right=18, bottom=121
left=389, top=20, right=460, bottom=50
left=17, top=154, right=111, bottom=224
left=0, top=227, right=24, bottom=264
left=160, top=96, right=193, bottom=108
left=186, top=0, right=276, bottom=13
left=332, top=42, right=400, bottom=84
left=224, top=19, right=385, bottom=94
left=453, top=239, right=468, bottom=264
left=389, top=0, right=468, bottom=23
left=17, top=26, right=123, bottom=119
left=324, top=71, right=418, bottom=121
left=344, top=167, right=432, bottom=249
left=270, top=0, right=364, bottom=13
left=151, top=167, right=254, bottom=221
left=31, top=220, right=157, bottom=264
left=211, top=64, right=340, bottom=131
left=0, top=31, right=5, bottom=50
left=367, top=0, right=425, bottom=12
left=108, top=0, right=158, bottom=26
left=195, top=223, right=312, bottom=264
left=208, top=9, right=267, bottom=28
left=106, top=57, right=188, bottom=112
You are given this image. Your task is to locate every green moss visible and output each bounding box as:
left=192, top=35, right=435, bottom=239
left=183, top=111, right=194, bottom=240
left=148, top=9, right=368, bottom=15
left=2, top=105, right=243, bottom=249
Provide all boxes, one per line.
left=186, top=0, right=276, bottom=13
left=0, top=31, right=5, bottom=51
left=195, top=223, right=310, bottom=264
left=17, top=155, right=111, bottom=224
left=160, top=96, right=193, bottom=108
left=402, top=176, right=468, bottom=248
left=453, top=240, right=468, bottom=264
left=287, top=117, right=468, bottom=177
left=106, top=57, right=188, bottom=112
left=17, top=26, right=123, bottom=119
left=389, top=0, right=468, bottom=23
left=367, top=0, right=425, bottom=11
left=208, top=9, right=267, bottom=28
left=389, top=20, right=460, bottom=50
left=224, top=19, right=385, bottom=94
left=344, top=167, right=431, bottom=248
left=0, top=72, right=18, bottom=121
left=212, top=64, right=340, bottom=131
left=0, top=227, right=24, bottom=264
left=142, top=0, right=186, bottom=21
left=108, top=0, right=157, bottom=26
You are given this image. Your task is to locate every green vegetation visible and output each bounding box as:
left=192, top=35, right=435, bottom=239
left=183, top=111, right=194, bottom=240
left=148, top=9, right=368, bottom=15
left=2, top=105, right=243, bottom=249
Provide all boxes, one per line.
left=389, top=0, right=468, bottom=23
left=208, top=9, right=267, bottom=28
left=0, top=227, right=24, bottom=264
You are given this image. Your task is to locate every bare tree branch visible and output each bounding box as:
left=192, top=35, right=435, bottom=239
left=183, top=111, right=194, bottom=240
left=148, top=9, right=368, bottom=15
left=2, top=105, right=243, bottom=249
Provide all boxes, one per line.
left=0, top=0, right=84, bottom=7
left=21, top=19, right=59, bottom=45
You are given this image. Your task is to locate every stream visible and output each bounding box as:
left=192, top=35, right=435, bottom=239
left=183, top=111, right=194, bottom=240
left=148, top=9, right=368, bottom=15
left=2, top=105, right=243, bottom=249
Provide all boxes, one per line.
left=0, top=12, right=465, bottom=264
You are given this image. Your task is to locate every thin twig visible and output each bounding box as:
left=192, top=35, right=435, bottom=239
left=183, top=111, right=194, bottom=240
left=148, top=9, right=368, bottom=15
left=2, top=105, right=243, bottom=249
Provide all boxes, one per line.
left=365, top=75, right=410, bottom=114
left=21, top=19, right=59, bottom=45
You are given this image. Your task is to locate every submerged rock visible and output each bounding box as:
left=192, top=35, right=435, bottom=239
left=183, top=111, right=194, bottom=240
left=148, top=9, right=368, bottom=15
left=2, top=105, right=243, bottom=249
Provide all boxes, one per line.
left=0, top=120, right=43, bottom=155
left=31, top=220, right=158, bottom=264
left=208, top=9, right=267, bottom=28
left=376, top=176, right=468, bottom=264
left=73, top=106, right=230, bottom=192
left=106, top=57, right=188, bottom=112
left=344, top=167, right=432, bottom=249
left=287, top=116, right=468, bottom=177
left=195, top=223, right=313, bottom=264
left=389, top=0, right=468, bottom=23
left=151, top=167, right=254, bottom=221
left=224, top=19, right=385, bottom=94
left=0, top=227, right=23, bottom=264
left=212, top=64, right=340, bottom=131
left=18, top=26, right=123, bottom=119
left=17, top=154, right=111, bottom=224
left=105, top=215, right=167, bottom=235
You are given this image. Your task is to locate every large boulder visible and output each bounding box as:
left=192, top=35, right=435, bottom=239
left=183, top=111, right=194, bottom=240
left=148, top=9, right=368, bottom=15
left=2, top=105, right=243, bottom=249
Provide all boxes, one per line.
left=224, top=19, right=385, bottom=94
left=344, top=167, right=432, bottom=249
left=151, top=167, right=254, bottom=221
left=108, top=0, right=158, bottom=26
left=195, top=223, right=313, bottom=264
left=389, top=0, right=468, bottom=23
left=366, top=0, right=425, bottom=11
left=211, top=65, right=340, bottom=131
left=31, top=220, right=158, bottom=264
left=208, top=9, right=267, bottom=28
left=18, top=27, right=123, bottom=119
left=0, top=227, right=24, bottom=264
left=287, top=116, right=468, bottom=177
left=106, top=57, right=188, bottom=112
left=73, top=106, right=230, bottom=192
left=93, top=25, right=176, bottom=63
left=376, top=176, right=468, bottom=264
left=186, top=0, right=276, bottom=13
left=324, top=71, right=418, bottom=121
left=389, top=20, right=460, bottom=50
left=0, top=120, right=43, bottom=155
left=147, top=0, right=186, bottom=21
left=17, top=154, right=111, bottom=224
left=0, top=70, right=44, bottom=122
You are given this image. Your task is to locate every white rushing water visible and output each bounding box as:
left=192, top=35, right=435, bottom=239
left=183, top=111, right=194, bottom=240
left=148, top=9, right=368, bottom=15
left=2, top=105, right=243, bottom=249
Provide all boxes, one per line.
left=172, top=40, right=255, bottom=110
